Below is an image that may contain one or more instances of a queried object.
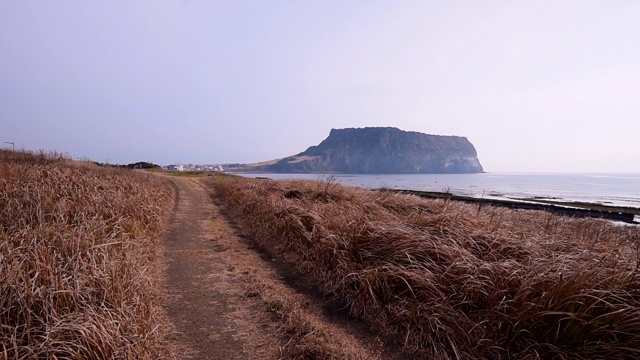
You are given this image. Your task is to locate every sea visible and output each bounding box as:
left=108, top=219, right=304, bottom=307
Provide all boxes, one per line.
left=238, top=173, right=640, bottom=210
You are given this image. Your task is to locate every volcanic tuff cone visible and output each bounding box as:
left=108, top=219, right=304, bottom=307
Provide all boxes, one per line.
left=246, top=127, right=483, bottom=174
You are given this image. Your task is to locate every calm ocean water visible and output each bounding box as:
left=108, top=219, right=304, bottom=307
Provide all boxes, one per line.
left=239, top=173, right=640, bottom=209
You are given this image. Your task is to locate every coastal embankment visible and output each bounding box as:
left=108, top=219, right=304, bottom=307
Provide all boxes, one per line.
left=396, top=190, right=639, bottom=224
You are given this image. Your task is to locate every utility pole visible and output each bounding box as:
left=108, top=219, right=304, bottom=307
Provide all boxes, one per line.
left=4, top=142, right=14, bottom=151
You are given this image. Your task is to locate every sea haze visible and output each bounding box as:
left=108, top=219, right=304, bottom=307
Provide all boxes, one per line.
left=239, top=173, right=640, bottom=209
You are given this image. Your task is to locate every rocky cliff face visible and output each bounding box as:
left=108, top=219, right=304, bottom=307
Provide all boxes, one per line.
left=248, top=127, right=483, bottom=174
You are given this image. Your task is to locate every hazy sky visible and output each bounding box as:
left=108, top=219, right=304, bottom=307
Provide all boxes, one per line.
left=2, top=1, right=639, bottom=172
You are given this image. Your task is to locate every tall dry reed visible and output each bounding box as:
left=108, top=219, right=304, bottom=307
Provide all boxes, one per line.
left=0, top=150, right=173, bottom=359
left=211, top=177, right=640, bottom=359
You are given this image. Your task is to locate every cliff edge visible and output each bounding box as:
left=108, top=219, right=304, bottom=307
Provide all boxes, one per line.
left=243, top=127, right=483, bottom=174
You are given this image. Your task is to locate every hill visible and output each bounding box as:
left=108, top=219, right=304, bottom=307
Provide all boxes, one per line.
left=238, top=127, right=483, bottom=174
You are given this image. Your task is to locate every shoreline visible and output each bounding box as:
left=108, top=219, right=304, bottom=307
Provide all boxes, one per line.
left=239, top=172, right=640, bottom=224
left=392, top=189, right=639, bottom=224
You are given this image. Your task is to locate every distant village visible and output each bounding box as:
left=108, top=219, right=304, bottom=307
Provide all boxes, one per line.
left=164, top=164, right=225, bottom=172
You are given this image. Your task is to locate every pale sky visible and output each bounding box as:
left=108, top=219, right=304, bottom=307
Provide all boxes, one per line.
left=2, top=1, right=639, bottom=172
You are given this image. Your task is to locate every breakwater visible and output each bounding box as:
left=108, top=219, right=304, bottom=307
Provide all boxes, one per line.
left=395, top=190, right=638, bottom=224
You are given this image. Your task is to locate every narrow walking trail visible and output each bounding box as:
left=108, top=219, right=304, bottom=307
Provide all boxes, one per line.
left=160, top=175, right=408, bottom=360
left=162, top=176, right=279, bottom=360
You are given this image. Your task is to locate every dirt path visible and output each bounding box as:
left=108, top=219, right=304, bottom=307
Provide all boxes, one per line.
left=162, top=177, right=279, bottom=359
left=161, top=176, right=410, bottom=360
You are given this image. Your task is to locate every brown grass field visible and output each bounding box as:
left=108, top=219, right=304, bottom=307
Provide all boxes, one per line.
left=209, top=176, right=640, bottom=360
left=4, top=148, right=640, bottom=359
left=0, top=150, right=173, bottom=359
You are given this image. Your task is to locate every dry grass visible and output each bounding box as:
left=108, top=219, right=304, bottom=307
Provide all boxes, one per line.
left=0, top=150, right=173, bottom=359
left=211, top=177, right=640, bottom=360
left=244, top=275, right=380, bottom=360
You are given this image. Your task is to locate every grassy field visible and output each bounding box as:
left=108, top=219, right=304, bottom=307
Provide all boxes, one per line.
left=210, top=176, right=640, bottom=359
left=0, top=150, right=173, bottom=359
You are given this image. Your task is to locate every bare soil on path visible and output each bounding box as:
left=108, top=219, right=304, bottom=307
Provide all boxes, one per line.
left=162, top=176, right=279, bottom=359
left=161, top=176, right=411, bottom=360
